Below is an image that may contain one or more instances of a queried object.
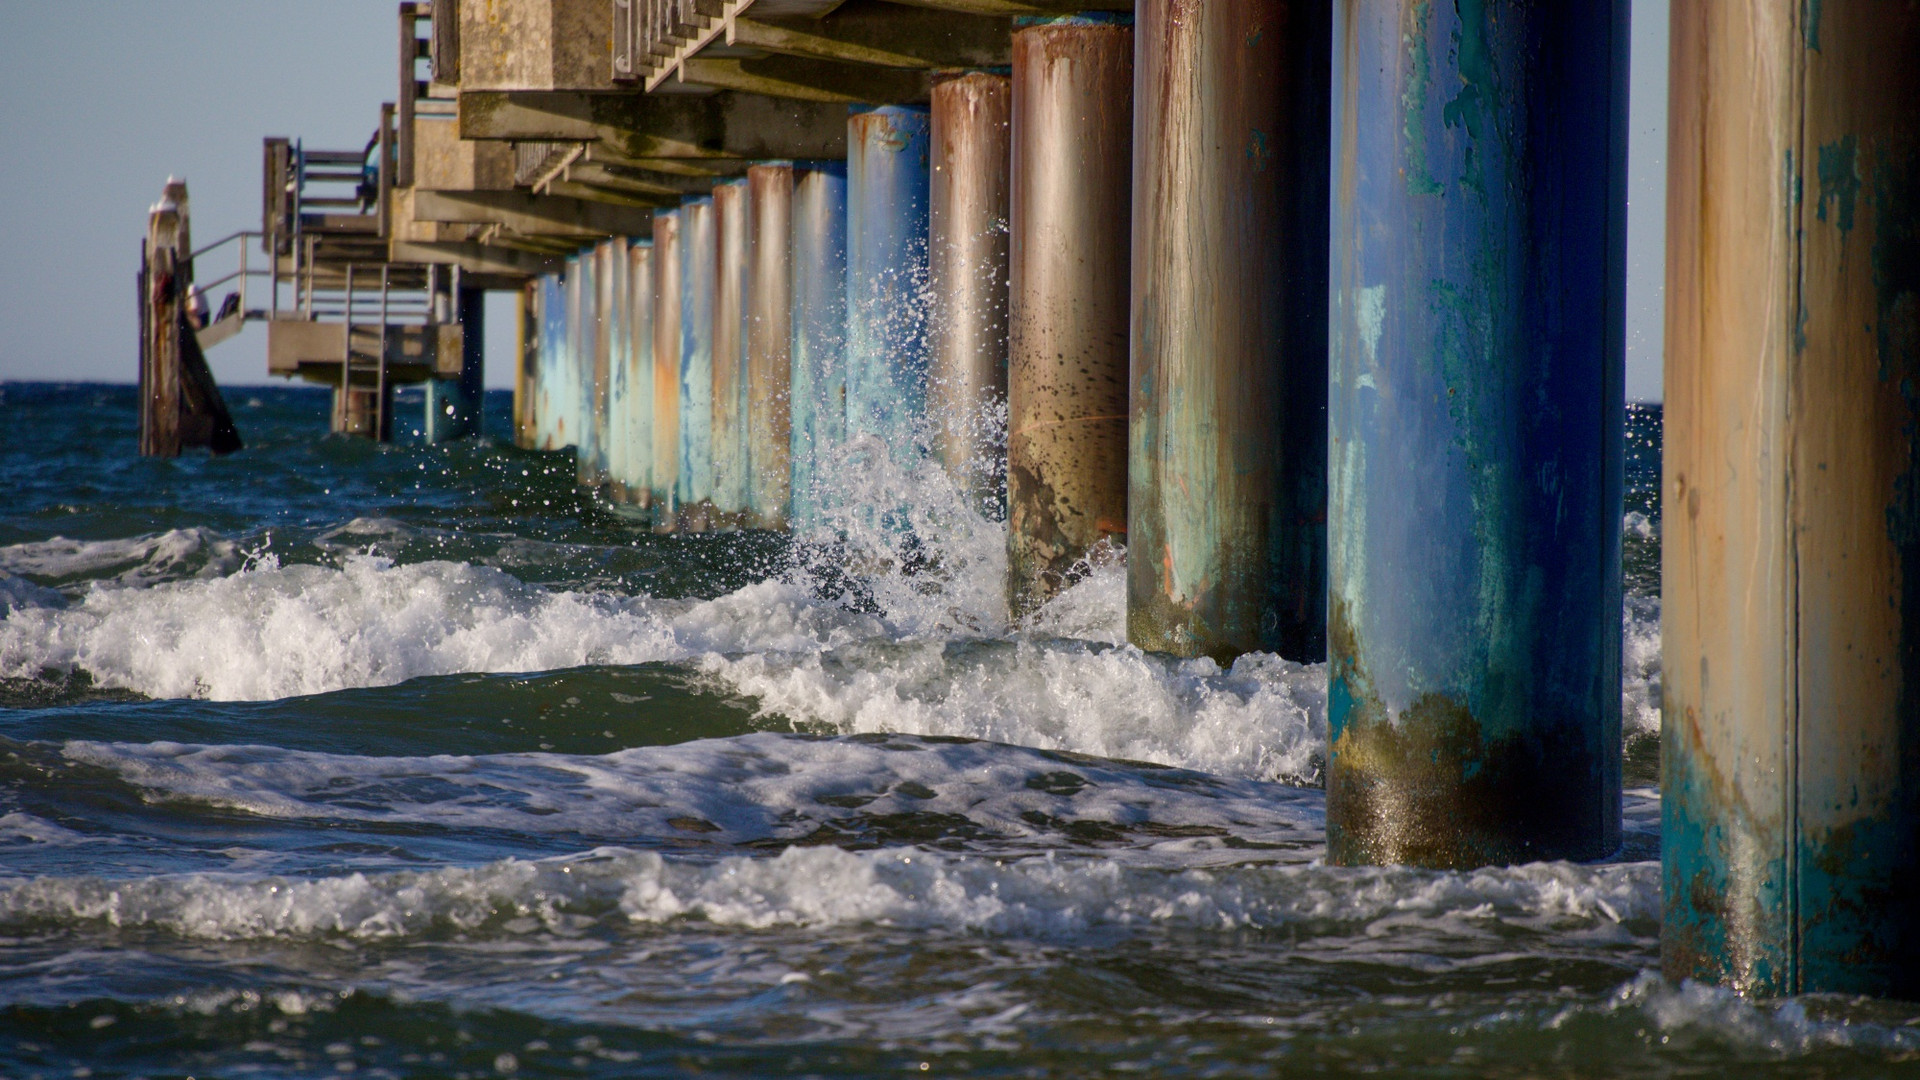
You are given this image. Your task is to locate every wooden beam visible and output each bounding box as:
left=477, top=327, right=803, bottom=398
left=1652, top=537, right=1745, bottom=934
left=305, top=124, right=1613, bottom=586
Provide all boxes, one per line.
left=459, top=90, right=847, bottom=159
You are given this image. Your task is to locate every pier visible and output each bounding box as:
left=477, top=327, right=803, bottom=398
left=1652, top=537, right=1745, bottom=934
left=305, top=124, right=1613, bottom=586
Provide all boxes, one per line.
left=141, top=0, right=1920, bottom=999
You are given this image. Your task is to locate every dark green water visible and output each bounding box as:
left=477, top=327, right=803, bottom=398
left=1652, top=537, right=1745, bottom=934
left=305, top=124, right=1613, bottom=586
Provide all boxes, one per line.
left=2, top=385, right=1915, bottom=1078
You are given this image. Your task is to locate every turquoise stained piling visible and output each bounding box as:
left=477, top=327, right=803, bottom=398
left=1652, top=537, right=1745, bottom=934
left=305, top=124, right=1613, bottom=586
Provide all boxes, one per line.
left=789, top=161, right=848, bottom=530
left=563, top=252, right=587, bottom=452
left=535, top=272, right=567, bottom=451
left=1325, top=0, right=1626, bottom=869
left=746, top=162, right=794, bottom=531
left=425, top=285, right=484, bottom=443
left=712, top=178, right=752, bottom=528
left=845, top=106, right=931, bottom=458
left=677, top=196, right=716, bottom=531
left=580, top=242, right=612, bottom=489
left=604, top=240, right=632, bottom=501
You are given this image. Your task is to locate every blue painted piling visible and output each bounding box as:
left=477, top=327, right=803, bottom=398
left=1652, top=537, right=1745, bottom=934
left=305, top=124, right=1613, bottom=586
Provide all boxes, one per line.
left=789, top=161, right=848, bottom=529
left=845, top=106, right=931, bottom=458
left=677, top=196, right=716, bottom=531
left=562, top=252, right=587, bottom=451
left=1662, top=2, right=1920, bottom=996
left=651, top=209, right=683, bottom=529
left=579, top=242, right=612, bottom=489
left=747, top=163, right=794, bottom=532
left=712, top=178, right=752, bottom=529
left=425, top=285, right=484, bottom=442
left=603, top=240, right=632, bottom=501
left=1128, top=0, right=1329, bottom=662
left=536, top=271, right=568, bottom=451
left=1324, top=0, right=1626, bottom=868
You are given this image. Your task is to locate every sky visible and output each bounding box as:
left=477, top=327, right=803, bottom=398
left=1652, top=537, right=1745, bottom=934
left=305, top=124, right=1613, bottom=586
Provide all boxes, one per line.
left=0, top=1, right=1669, bottom=400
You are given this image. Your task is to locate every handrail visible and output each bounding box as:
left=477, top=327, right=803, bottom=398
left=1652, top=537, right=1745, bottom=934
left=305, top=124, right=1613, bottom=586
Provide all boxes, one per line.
left=186, top=229, right=261, bottom=263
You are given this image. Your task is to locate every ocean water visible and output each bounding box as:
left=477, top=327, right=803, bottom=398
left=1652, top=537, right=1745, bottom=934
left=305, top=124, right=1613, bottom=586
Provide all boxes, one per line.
left=0, top=383, right=1915, bottom=1078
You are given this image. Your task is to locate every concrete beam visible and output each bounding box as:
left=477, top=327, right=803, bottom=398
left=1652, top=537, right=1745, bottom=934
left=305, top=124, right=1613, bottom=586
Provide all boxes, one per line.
left=411, top=189, right=658, bottom=238
left=459, top=90, right=848, bottom=159
left=674, top=55, right=931, bottom=104
left=735, top=1, right=1011, bottom=70
left=391, top=239, right=561, bottom=277
left=459, top=0, right=618, bottom=92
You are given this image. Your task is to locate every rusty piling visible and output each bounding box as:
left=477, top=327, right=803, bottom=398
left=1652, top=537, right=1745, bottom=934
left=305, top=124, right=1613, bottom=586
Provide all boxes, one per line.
left=619, top=239, right=656, bottom=519
left=1662, top=1, right=1920, bottom=996
left=846, top=106, right=932, bottom=458
left=1325, top=0, right=1626, bottom=869
left=747, top=163, right=795, bottom=531
left=651, top=209, right=684, bottom=530
left=580, top=242, right=613, bottom=490
left=1007, top=17, right=1130, bottom=616
left=1128, top=0, right=1329, bottom=662
left=712, top=179, right=752, bottom=530
left=929, top=72, right=1011, bottom=516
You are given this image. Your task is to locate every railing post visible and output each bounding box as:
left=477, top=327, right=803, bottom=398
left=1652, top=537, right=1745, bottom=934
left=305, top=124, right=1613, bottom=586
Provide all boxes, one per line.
left=1324, top=0, right=1625, bottom=868
left=1662, top=1, right=1920, bottom=997
left=1007, top=17, right=1130, bottom=616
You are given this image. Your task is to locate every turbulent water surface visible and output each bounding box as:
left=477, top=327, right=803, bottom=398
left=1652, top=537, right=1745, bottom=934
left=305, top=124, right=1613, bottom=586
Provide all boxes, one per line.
left=1, top=383, right=1916, bottom=1078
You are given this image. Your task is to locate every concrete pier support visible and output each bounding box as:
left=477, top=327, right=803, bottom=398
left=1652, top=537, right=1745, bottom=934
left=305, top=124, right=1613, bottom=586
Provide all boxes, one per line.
left=846, top=106, right=932, bottom=456
left=618, top=239, right=656, bottom=517
left=562, top=253, right=587, bottom=450
left=789, top=161, right=849, bottom=529
left=1128, top=0, right=1329, bottom=662
left=747, top=163, right=795, bottom=531
left=580, top=242, right=613, bottom=489
left=1007, top=18, right=1130, bottom=615
left=425, top=285, right=485, bottom=443
left=929, top=72, right=1011, bottom=514
left=1325, top=1, right=1625, bottom=868
left=534, top=273, right=566, bottom=450
left=514, top=282, right=536, bottom=449
left=651, top=209, right=684, bottom=529
left=712, top=179, right=752, bottom=529
left=678, top=196, right=717, bottom=531
left=1663, top=3, right=1920, bottom=996
left=603, top=241, right=633, bottom=501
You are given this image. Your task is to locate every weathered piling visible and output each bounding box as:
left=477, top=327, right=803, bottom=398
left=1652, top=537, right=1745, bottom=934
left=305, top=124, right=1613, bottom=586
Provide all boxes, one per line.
left=845, top=106, right=932, bottom=457
left=580, top=242, right=612, bottom=489
left=1128, top=0, right=1329, bottom=662
left=712, top=178, right=752, bottom=529
left=678, top=195, right=717, bottom=531
left=1325, top=0, right=1625, bottom=869
left=1006, top=18, right=1130, bottom=615
left=747, top=163, right=795, bottom=531
left=1663, top=1, right=1920, bottom=996
left=137, top=178, right=241, bottom=457
left=563, top=253, right=588, bottom=450
left=603, top=241, right=632, bottom=499
left=789, top=161, right=849, bottom=529
left=425, top=284, right=485, bottom=443
left=535, top=272, right=568, bottom=450
left=651, top=209, right=684, bottom=529
left=618, top=239, right=656, bottom=516
left=929, top=72, right=1011, bottom=515
left=515, top=282, right=537, bottom=449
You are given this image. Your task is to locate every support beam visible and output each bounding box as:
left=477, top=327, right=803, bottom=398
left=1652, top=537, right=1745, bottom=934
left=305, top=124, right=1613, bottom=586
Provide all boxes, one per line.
left=747, top=162, right=794, bottom=531
left=459, top=90, right=848, bottom=160
left=675, top=55, right=932, bottom=105
left=391, top=238, right=560, bottom=277
left=928, top=71, right=1011, bottom=519
left=1325, top=1, right=1623, bottom=868
left=734, top=1, right=1011, bottom=71
left=712, top=177, right=751, bottom=528
left=651, top=209, right=684, bottom=529
left=789, top=161, right=849, bottom=530
left=1129, top=0, right=1328, bottom=664
left=677, top=195, right=717, bottom=530
left=1006, top=22, right=1129, bottom=614
left=580, top=240, right=614, bottom=488
left=410, top=189, right=657, bottom=238
left=515, top=280, right=538, bottom=449
left=1663, top=1, right=1920, bottom=996
left=845, top=106, right=932, bottom=456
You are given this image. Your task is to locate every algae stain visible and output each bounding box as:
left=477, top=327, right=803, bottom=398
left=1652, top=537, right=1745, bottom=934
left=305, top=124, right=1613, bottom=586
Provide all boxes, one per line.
left=1817, top=135, right=1861, bottom=234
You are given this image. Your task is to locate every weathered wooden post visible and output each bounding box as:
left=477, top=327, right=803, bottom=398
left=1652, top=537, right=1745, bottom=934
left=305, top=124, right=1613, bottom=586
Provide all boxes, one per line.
left=1663, top=2, right=1920, bottom=996
left=425, top=282, right=485, bottom=443
left=1325, top=1, right=1626, bottom=868
left=789, top=161, right=849, bottom=530
left=1007, top=17, right=1130, bottom=615
left=651, top=209, right=684, bottom=530
left=620, top=239, right=656, bottom=517
left=1129, top=0, right=1328, bottom=662
left=929, top=72, right=1011, bottom=517
left=138, top=178, right=240, bottom=457
left=679, top=196, right=717, bottom=531
left=846, top=106, right=932, bottom=456
left=747, top=163, right=795, bottom=531
left=712, top=178, right=752, bottom=529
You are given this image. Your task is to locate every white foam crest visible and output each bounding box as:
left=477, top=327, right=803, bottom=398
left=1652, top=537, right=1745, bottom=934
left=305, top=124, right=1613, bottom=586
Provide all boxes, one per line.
left=0, top=528, right=240, bottom=588
left=0, top=571, right=65, bottom=616
left=0, top=845, right=1657, bottom=944
left=703, top=642, right=1326, bottom=783
left=0, top=811, right=97, bottom=846
left=56, top=732, right=1323, bottom=857
left=1567, top=971, right=1920, bottom=1054
left=0, top=557, right=873, bottom=701
left=1623, top=596, right=1662, bottom=738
